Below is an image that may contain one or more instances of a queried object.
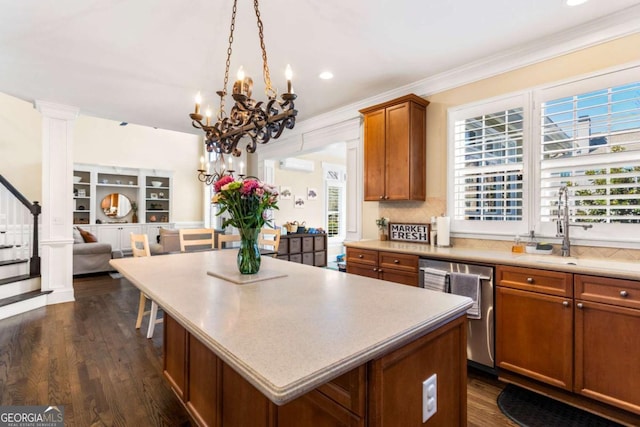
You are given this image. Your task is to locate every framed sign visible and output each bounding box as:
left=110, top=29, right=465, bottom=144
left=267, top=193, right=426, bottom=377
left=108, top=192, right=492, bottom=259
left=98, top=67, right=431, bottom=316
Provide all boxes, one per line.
left=389, top=223, right=430, bottom=243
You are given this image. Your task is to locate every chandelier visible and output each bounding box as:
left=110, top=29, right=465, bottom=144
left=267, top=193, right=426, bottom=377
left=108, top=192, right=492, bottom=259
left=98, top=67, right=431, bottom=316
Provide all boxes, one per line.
left=189, top=0, right=298, bottom=161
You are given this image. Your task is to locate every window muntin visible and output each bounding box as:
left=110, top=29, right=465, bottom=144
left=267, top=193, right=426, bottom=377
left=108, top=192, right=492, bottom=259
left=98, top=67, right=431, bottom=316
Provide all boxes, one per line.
left=450, top=95, right=527, bottom=235
left=540, top=80, right=640, bottom=227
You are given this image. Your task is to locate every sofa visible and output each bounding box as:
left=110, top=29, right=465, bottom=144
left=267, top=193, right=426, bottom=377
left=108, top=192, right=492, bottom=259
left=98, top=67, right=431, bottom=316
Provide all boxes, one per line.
left=158, top=227, right=180, bottom=253
left=73, top=227, right=114, bottom=275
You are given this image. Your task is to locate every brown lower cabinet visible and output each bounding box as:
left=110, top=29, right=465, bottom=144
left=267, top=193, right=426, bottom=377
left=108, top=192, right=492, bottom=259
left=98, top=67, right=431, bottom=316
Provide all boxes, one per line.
left=346, top=247, right=419, bottom=287
left=496, top=266, right=640, bottom=421
left=164, top=313, right=467, bottom=426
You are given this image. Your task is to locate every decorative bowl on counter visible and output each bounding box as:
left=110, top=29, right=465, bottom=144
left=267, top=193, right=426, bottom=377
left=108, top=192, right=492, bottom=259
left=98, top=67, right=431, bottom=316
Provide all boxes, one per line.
left=151, top=181, right=162, bottom=187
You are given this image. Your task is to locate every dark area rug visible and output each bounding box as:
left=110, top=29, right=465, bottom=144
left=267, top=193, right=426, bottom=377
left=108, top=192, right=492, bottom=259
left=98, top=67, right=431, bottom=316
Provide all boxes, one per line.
left=497, top=384, right=624, bottom=427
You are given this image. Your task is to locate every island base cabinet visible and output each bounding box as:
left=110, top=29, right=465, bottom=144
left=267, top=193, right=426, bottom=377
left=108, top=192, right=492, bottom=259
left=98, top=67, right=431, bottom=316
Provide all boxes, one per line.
left=575, top=300, right=640, bottom=415
left=163, top=314, right=187, bottom=400
left=164, top=313, right=467, bottom=426
left=368, top=315, right=467, bottom=426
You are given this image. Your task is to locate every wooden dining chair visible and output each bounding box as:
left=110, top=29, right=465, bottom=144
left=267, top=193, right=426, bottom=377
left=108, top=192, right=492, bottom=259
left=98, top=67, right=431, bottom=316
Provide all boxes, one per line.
left=258, top=228, right=281, bottom=254
left=179, top=228, right=216, bottom=252
left=131, top=233, right=163, bottom=338
left=216, top=232, right=241, bottom=249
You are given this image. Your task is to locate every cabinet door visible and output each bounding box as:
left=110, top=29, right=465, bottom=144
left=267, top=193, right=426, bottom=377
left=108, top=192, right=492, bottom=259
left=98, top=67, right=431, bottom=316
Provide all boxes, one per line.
left=363, top=109, right=386, bottom=201
left=575, top=300, right=640, bottom=414
left=97, top=226, right=122, bottom=250
left=496, top=286, right=573, bottom=390
left=384, top=102, right=411, bottom=201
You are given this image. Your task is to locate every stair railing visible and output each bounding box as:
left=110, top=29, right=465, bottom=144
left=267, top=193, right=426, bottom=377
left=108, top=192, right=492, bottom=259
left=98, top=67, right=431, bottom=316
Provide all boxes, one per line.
left=0, top=175, right=41, bottom=277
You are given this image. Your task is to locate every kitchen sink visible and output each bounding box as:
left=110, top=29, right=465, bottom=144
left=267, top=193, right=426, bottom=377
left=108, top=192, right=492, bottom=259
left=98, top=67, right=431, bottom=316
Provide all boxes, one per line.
left=533, top=256, right=639, bottom=272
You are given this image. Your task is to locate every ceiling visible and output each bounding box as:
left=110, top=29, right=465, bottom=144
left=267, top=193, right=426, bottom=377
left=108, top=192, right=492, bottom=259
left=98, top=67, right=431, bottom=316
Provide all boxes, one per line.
left=1, top=0, right=640, bottom=135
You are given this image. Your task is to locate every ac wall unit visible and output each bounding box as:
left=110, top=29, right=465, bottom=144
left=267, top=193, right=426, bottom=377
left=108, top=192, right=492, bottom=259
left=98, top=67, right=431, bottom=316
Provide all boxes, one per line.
left=279, top=158, right=315, bottom=172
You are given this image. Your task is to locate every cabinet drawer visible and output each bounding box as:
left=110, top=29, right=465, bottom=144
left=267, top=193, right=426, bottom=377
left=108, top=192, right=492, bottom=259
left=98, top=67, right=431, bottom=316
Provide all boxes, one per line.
left=347, top=263, right=379, bottom=279
left=314, top=236, right=326, bottom=251
left=346, top=248, right=378, bottom=266
left=380, top=270, right=419, bottom=287
left=378, top=251, right=418, bottom=273
left=575, top=275, right=640, bottom=309
left=289, top=254, right=302, bottom=263
left=289, top=237, right=302, bottom=254
left=302, top=252, right=314, bottom=265
left=497, top=265, right=572, bottom=297
left=277, top=239, right=289, bottom=255
left=302, top=237, right=314, bottom=253
left=314, top=251, right=326, bottom=267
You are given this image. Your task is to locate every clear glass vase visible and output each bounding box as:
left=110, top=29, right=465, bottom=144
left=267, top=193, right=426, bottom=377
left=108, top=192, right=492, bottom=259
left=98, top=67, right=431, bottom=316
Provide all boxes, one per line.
left=237, top=228, right=261, bottom=274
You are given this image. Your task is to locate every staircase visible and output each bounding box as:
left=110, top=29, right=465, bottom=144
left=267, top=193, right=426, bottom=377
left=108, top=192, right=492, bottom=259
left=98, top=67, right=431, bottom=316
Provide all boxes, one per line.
left=0, top=175, right=49, bottom=321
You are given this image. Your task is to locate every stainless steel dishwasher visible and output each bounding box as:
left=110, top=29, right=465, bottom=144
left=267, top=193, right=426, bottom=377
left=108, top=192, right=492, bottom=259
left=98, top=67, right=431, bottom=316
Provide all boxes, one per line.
left=419, top=258, right=495, bottom=373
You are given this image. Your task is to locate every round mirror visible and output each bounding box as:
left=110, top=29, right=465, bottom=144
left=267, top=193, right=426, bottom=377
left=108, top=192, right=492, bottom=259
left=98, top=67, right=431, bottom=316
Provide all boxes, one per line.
left=101, top=193, right=133, bottom=218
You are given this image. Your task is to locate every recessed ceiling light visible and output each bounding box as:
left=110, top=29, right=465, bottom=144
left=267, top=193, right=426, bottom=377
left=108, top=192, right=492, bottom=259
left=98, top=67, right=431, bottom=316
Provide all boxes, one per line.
left=566, top=0, right=588, bottom=6
left=319, top=71, right=334, bottom=80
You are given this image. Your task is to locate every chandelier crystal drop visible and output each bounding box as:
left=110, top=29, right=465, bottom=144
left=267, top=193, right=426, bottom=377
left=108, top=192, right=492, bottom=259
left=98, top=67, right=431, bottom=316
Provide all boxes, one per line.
left=189, top=0, right=298, bottom=160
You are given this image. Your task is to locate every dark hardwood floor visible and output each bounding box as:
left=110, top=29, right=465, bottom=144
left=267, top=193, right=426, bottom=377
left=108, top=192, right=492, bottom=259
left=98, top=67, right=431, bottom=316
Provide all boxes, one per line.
left=0, top=274, right=517, bottom=426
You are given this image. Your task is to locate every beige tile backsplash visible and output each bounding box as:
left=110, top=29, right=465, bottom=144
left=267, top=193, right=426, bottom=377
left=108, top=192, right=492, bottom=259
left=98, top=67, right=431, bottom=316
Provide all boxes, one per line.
left=379, top=199, right=640, bottom=262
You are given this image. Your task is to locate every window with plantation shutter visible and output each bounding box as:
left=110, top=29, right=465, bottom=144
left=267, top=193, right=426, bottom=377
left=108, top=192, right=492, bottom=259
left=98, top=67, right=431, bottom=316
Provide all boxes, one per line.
left=324, top=163, right=346, bottom=242
left=449, top=95, right=528, bottom=235
left=538, top=69, right=640, bottom=241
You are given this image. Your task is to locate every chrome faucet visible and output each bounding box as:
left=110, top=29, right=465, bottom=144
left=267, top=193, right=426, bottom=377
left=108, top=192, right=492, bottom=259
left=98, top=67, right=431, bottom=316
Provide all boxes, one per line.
left=556, top=185, right=593, bottom=257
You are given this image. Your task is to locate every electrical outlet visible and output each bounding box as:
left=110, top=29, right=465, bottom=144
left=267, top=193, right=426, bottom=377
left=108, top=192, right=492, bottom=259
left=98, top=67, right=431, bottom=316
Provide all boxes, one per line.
left=422, top=373, right=437, bottom=422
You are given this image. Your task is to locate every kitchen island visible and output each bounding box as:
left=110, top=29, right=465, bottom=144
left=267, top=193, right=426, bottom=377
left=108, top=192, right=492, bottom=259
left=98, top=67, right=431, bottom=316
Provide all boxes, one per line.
left=111, top=249, right=472, bottom=426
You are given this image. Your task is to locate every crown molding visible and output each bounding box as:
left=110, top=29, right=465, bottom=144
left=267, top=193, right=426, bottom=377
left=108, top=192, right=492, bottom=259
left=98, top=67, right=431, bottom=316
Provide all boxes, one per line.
left=288, top=4, right=640, bottom=140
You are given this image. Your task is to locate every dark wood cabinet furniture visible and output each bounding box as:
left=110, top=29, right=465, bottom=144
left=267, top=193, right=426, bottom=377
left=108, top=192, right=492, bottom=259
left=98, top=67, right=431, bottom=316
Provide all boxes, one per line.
left=359, top=94, right=429, bottom=202
left=277, top=233, right=327, bottom=267
left=496, top=266, right=640, bottom=420
left=346, top=247, right=419, bottom=287
left=164, top=313, right=467, bottom=427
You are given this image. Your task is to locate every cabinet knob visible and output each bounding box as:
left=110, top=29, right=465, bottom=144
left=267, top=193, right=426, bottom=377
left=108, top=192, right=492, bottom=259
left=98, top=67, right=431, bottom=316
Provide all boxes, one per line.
left=378, top=269, right=383, bottom=273
left=577, top=302, right=584, bottom=309
left=393, top=259, right=399, bottom=264
left=562, top=301, right=569, bottom=307
left=379, top=195, right=384, bottom=200
left=358, top=254, right=364, bottom=258
left=526, top=277, right=534, bottom=284
left=620, top=290, right=629, bottom=297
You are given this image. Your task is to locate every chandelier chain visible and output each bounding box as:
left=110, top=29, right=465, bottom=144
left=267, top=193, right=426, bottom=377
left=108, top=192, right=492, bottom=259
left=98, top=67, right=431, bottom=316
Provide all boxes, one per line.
left=253, top=0, right=275, bottom=98
left=220, top=0, right=239, bottom=119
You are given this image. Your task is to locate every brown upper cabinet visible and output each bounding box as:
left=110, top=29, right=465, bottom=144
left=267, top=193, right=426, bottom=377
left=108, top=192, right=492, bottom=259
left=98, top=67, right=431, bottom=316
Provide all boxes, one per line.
left=359, top=94, right=429, bottom=201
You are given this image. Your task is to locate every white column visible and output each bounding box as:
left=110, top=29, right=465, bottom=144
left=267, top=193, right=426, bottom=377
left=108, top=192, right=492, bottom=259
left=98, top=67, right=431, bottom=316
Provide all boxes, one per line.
left=36, top=101, right=79, bottom=304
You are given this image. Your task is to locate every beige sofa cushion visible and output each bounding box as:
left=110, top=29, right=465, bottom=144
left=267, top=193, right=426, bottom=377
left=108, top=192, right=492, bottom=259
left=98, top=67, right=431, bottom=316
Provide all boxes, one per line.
left=159, top=227, right=180, bottom=253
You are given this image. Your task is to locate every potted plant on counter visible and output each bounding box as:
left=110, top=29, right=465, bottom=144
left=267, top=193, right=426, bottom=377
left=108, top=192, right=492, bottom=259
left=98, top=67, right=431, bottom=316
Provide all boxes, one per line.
left=376, top=217, right=389, bottom=240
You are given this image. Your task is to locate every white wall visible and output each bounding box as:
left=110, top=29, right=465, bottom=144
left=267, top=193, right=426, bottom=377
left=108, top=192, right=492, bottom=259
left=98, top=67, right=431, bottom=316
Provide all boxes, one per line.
left=271, top=151, right=345, bottom=232
left=74, top=116, right=202, bottom=223
left=0, top=91, right=204, bottom=224
left=0, top=93, right=43, bottom=202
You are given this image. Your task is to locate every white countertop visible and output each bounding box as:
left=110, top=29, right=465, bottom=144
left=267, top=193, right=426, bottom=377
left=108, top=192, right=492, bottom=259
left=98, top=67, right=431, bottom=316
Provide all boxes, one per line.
left=110, top=250, right=472, bottom=405
left=344, top=240, right=640, bottom=280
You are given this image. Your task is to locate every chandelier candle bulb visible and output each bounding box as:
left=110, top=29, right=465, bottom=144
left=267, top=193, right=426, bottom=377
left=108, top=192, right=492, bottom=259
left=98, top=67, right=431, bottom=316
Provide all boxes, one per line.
left=205, top=106, right=212, bottom=126
left=285, top=64, right=293, bottom=93
left=240, top=161, right=244, bottom=174
left=195, top=92, right=202, bottom=115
